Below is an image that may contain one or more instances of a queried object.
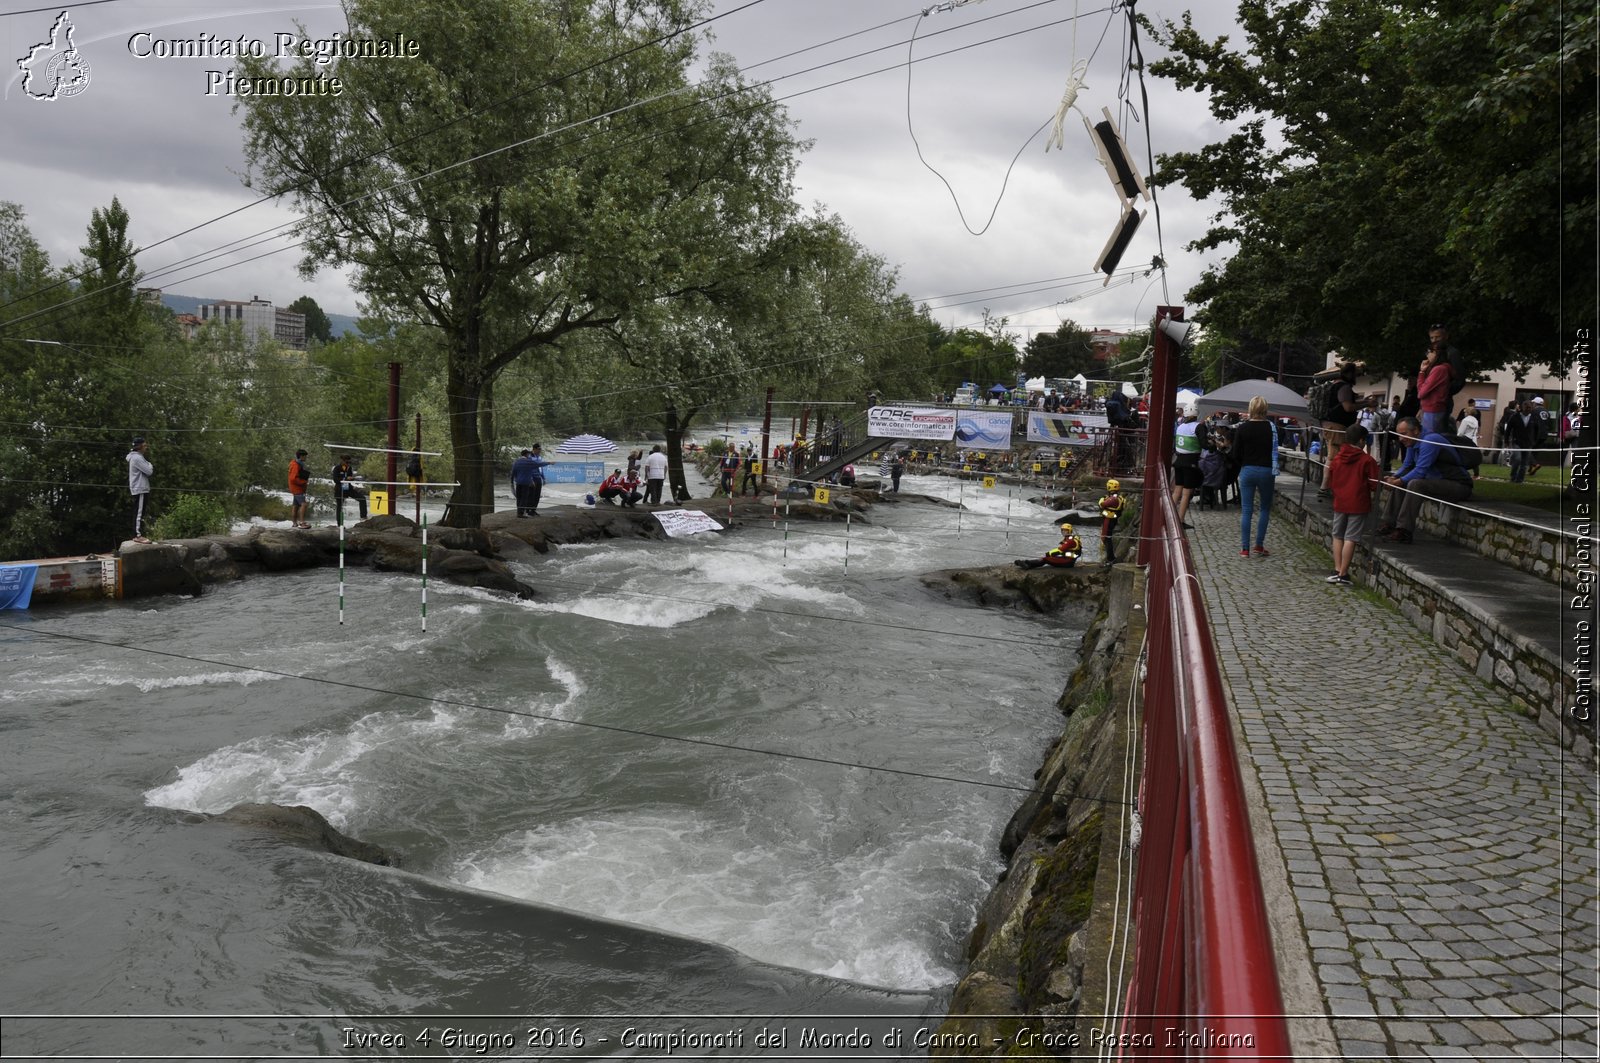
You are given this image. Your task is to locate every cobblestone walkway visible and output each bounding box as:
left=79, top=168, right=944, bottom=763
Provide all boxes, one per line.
left=1184, top=505, right=1598, bottom=1060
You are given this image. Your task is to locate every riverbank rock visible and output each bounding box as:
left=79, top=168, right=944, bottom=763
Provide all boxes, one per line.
left=918, top=563, right=1106, bottom=613
left=207, top=803, right=395, bottom=866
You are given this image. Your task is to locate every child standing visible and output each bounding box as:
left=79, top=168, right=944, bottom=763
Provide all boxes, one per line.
left=1326, top=423, right=1381, bottom=585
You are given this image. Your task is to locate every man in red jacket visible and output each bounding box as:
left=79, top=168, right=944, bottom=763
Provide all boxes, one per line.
left=1326, top=424, right=1380, bottom=584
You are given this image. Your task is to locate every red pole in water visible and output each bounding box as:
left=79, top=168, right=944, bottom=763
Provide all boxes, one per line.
left=387, top=362, right=401, bottom=490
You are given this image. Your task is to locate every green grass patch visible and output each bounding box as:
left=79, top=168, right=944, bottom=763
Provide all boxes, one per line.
left=1464, top=474, right=1566, bottom=516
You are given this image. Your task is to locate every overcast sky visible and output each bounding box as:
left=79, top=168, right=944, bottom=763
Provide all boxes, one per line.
left=1, top=0, right=1239, bottom=344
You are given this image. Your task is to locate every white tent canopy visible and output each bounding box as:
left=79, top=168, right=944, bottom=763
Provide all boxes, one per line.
left=1193, top=379, right=1309, bottom=418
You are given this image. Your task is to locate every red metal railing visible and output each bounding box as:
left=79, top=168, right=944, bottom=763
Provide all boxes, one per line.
left=1120, top=468, right=1293, bottom=1059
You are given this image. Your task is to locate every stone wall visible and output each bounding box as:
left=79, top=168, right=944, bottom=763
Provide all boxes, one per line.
left=1279, top=450, right=1575, bottom=590
left=932, top=565, right=1143, bottom=1058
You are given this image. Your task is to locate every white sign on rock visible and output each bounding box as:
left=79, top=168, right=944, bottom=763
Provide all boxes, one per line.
left=653, top=509, right=726, bottom=537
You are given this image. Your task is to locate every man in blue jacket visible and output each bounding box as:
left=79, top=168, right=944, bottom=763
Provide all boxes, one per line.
left=511, top=443, right=551, bottom=516
left=1374, top=417, right=1472, bottom=544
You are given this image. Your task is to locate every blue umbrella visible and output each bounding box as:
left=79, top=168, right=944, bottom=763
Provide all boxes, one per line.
left=555, top=433, right=618, bottom=454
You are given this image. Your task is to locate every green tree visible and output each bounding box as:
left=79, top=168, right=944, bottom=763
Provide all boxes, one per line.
left=1021, top=320, right=1096, bottom=380
left=288, top=295, right=333, bottom=345
left=0, top=201, right=240, bottom=558
left=1144, top=0, right=1595, bottom=372
left=236, top=0, right=806, bottom=526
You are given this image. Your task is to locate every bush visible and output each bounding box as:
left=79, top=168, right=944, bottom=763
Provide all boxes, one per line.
left=150, top=494, right=230, bottom=540
left=704, top=437, right=730, bottom=456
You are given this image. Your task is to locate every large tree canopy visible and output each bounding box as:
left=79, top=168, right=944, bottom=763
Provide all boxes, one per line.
left=237, top=0, right=807, bottom=525
left=1145, top=0, right=1595, bottom=374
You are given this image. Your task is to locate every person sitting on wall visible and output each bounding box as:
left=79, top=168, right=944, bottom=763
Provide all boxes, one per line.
left=1014, top=521, right=1083, bottom=568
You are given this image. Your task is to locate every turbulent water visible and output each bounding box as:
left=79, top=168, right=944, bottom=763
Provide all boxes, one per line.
left=1, top=444, right=1090, bottom=1059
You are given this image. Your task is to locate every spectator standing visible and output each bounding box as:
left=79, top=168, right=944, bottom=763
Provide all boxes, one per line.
left=1528, top=396, right=1550, bottom=475
left=1375, top=416, right=1473, bottom=543
left=1326, top=424, right=1381, bottom=584
left=1234, top=395, right=1279, bottom=557
left=510, top=448, right=543, bottom=516
left=718, top=449, right=739, bottom=495
left=643, top=445, right=668, bottom=504
left=1318, top=363, right=1360, bottom=497
left=332, top=454, right=369, bottom=523
left=739, top=445, right=759, bottom=496
left=1499, top=400, right=1545, bottom=483
left=1417, top=343, right=1454, bottom=437
left=288, top=449, right=312, bottom=529
left=1170, top=405, right=1205, bottom=529
left=890, top=452, right=904, bottom=493
left=126, top=437, right=154, bottom=544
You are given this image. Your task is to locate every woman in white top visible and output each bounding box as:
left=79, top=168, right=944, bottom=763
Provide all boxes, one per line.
left=1457, top=405, right=1480, bottom=444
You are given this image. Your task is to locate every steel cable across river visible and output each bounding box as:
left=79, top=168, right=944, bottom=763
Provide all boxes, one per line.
left=0, top=429, right=1097, bottom=1058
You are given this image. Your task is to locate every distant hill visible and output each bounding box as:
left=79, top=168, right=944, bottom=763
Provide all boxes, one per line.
left=157, top=293, right=361, bottom=340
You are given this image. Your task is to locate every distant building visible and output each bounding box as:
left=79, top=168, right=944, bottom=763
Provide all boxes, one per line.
left=136, top=287, right=164, bottom=305
left=1088, top=328, right=1127, bottom=364
left=174, top=313, right=201, bottom=341
left=197, top=295, right=306, bottom=350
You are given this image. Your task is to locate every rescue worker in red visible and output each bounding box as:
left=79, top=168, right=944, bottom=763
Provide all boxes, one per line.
left=1015, top=521, right=1083, bottom=569
left=1097, top=478, right=1125, bottom=566
left=288, top=449, right=312, bottom=529
left=597, top=468, right=641, bottom=507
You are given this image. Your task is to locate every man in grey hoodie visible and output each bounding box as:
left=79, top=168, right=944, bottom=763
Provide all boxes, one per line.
left=126, top=437, right=154, bottom=543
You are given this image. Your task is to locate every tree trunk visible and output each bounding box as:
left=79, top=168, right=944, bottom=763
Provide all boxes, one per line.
left=663, top=403, right=698, bottom=503
left=478, top=376, right=497, bottom=517
left=443, top=361, right=486, bottom=528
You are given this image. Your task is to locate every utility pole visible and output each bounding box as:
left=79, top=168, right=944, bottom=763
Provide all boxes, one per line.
left=387, top=363, right=401, bottom=489
left=761, top=386, right=774, bottom=486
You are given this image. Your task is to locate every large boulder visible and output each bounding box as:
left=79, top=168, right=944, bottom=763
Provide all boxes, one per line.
left=206, top=803, right=395, bottom=865
left=117, top=541, right=205, bottom=598
left=250, top=529, right=330, bottom=571
left=920, top=564, right=1104, bottom=613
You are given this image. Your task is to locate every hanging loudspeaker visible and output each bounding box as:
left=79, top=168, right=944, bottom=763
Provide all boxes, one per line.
left=1094, top=205, right=1145, bottom=282
left=1085, top=106, right=1150, bottom=203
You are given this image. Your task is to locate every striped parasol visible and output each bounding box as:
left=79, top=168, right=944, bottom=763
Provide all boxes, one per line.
left=555, top=433, right=618, bottom=454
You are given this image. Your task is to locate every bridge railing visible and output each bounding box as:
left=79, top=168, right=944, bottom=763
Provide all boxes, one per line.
left=1120, top=467, right=1293, bottom=1059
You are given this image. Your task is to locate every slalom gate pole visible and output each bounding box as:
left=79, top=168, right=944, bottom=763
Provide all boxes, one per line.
left=337, top=502, right=345, bottom=626
left=783, top=493, right=792, bottom=560
left=421, top=513, right=429, bottom=632
left=844, top=509, right=851, bottom=569
left=1005, top=483, right=1013, bottom=544
left=957, top=477, right=964, bottom=535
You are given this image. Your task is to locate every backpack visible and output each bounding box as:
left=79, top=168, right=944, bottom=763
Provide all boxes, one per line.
left=1444, top=346, right=1466, bottom=396
left=1307, top=378, right=1343, bottom=423
left=1436, top=433, right=1480, bottom=482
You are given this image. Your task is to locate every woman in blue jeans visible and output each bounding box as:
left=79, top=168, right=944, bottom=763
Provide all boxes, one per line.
left=1231, top=396, right=1279, bottom=557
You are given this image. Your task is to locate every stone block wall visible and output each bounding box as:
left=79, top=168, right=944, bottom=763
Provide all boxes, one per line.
left=1279, top=450, right=1577, bottom=590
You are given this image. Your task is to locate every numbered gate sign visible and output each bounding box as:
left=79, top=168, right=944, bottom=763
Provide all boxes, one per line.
left=813, top=486, right=831, bottom=504
left=982, top=476, right=996, bottom=489
left=370, top=490, right=390, bottom=516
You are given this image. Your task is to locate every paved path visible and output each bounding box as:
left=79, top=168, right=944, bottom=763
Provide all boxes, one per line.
left=1183, top=502, right=1598, bottom=1060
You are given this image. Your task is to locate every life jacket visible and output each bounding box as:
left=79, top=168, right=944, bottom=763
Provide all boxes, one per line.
left=1099, top=493, right=1124, bottom=520
left=1045, top=536, right=1082, bottom=565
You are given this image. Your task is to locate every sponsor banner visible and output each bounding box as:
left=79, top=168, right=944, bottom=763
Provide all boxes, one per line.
left=545, top=461, right=606, bottom=484
left=1026, top=412, right=1110, bottom=447
left=867, top=405, right=957, bottom=441
left=0, top=564, right=38, bottom=610
left=653, top=509, right=726, bottom=537
left=955, top=410, right=1015, bottom=450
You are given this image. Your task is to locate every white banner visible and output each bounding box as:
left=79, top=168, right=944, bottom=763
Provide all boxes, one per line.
left=1025, top=412, right=1110, bottom=447
left=653, top=509, right=726, bottom=537
left=955, top=410, right=1015, bottom=450
left=867, top=405, right=958, bottom=441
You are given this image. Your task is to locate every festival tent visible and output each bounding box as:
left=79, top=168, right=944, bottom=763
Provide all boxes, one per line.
left=555, top=434, right=618, bottom=454
left=1193, top=379, right=1309, bottom=419
left=989, top=383, right=1010, bottom=394
left=1175, top=387, right=1204, bottom=409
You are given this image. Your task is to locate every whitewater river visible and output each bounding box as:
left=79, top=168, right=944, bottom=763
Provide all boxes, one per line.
left=1, top=449, right=1092, bottom=1059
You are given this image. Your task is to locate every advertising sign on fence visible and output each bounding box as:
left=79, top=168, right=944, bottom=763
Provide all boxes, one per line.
left=955, top=410, right=1015, bottom=449
left=866, top=406, right=957, bottom=441
left=1026, top=412, right=1110, bottom=447
left=545, top=461, right=606, bottom=484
